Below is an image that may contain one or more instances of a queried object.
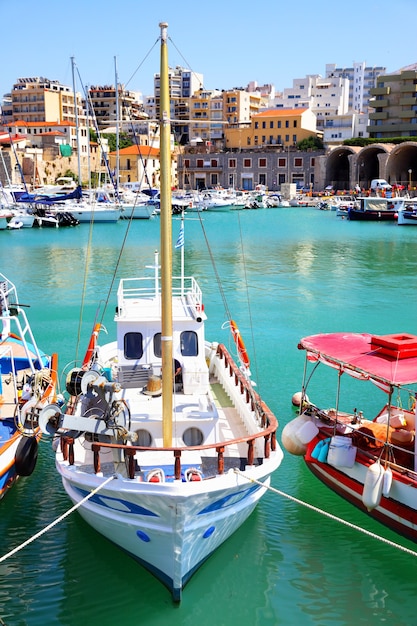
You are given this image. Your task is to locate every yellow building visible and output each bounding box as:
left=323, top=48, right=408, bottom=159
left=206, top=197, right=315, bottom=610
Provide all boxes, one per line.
left=108, top=145, right=162, bottom=187
left=225, top=107, right=318, bottom=149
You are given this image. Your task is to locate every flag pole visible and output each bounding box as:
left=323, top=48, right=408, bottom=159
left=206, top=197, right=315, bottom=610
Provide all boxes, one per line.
left=180, top=211, right=185, bottom=295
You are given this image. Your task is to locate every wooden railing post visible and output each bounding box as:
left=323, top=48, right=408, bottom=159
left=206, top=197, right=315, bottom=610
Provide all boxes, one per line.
left=68, top=438, right=74, bottom=466
left=247, top=440, right=254, bottom=466
left=216, top=446, right=224, bottom=474
left=174, top=450, right=182, bottom=480
left=264, top=434, right=270, bottom=459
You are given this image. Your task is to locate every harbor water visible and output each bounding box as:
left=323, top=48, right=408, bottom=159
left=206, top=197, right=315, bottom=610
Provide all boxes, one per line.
left=0, top=207, right=416, bottom=625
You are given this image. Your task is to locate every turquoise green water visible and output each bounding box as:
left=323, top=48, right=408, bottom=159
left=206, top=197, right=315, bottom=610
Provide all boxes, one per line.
left=0, top=209, right=416, bottom=625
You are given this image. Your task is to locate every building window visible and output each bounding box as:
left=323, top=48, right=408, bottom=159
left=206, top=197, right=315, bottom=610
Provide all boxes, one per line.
left=184, top=159, right=190, bottom=168
left=285, top=120, right=289, bottom=128
left=285, top=135, right=289, bottom=142
left=262, top=121, right=266, bottom=129
left=259, top=173, right=266, bottom=185
left=211, top=159, right=218, bottom=167
left=259, top=158, right=267, bottom=167
left=270, top=121, right=274, bottom=128
left=228, top=158, right=236, bottom=168
left=294, top=157, right=303, bottom=167
left=243, top=158, right=251, bottom=167
left=310, top=157, right=315, bottom=167
left=211, top=174, right=218, bottom=185
left=254, top=121, right=258, bottom=129
left=293, top=120, right=297, bottom=127
left=293, top=134, right=297, bottom=143
left=197, top=159, right=204, bottom=167
left=278, top=158, right=286, bottom=168
left=278, top=121, right=281, bottom=128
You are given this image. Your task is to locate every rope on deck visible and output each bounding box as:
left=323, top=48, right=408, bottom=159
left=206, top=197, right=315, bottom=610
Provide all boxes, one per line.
left=234, top=469, right=417, bottom=558
left=0, top=474, right=115, bottom=564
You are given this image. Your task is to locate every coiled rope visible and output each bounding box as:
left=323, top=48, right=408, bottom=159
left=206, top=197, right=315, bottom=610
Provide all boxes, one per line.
left=0, top=474, right=115, bottom=563
left=234, top=469, right=417, bottom=557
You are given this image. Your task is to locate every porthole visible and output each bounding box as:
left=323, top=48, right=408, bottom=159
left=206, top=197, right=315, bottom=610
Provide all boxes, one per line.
left=135, top=429, right=153, bottom=447
left=182, top=427, right=204, bottom=447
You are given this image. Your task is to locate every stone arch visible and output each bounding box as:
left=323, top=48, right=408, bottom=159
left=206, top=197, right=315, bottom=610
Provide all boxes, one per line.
left=325, top=146, right=357, bottom=191
left=386, top=142, right=417, bottom=189
left=352, top=144, right=393, bottom=190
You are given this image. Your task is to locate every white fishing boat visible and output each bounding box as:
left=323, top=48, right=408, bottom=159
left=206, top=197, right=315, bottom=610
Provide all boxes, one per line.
left=283, top=332, right=417, bottom=543
left=0, top=274, right=58, bottom=498
left=39, top=22, right=282, bottom=601
left=397, top=199, right=417, bottom=225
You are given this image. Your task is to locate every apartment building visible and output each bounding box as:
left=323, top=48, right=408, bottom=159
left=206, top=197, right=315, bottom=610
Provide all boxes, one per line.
left=88, top=85, right=145, bottom=130
left=224, top=108, right=318, bottom=150
left=368, top=67, right=417, bottom=138
left=325, top=62, right=386, bottom=112
left=1, top=76, right=86, bottom=127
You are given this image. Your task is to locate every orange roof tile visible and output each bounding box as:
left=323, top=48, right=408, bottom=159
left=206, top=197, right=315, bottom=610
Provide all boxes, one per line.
left=254, top=108, right=309, bottom=117
left=109, top=145, right=159, bottom=157
left=11, top=120, right=75, bottom=127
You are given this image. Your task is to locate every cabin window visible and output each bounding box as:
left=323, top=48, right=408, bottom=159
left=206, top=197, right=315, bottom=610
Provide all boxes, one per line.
left=124, top=332, right=143, bottom=359
left=154, top=333, right=162, bottom=358
left=180, top=331, right=198, bottom=356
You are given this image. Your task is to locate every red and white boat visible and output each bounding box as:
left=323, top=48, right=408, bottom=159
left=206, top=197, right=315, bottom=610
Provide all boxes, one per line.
left=282, top=332, right=417, bottom=543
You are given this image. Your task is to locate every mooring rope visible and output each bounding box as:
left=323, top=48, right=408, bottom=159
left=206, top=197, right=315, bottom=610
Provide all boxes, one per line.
left=234, top=469, right=417, bottom=557
left=0, top=474, right=115, bottom=564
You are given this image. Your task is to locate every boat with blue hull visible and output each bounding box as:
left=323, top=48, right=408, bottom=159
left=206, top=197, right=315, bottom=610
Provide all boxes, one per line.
left=0, top=274, right=58, bottom=498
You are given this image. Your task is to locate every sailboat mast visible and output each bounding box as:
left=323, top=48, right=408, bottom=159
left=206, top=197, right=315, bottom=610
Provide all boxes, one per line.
left=159, top=21, right=173, bottom=447
left=71, top=57, right=82, bottom=186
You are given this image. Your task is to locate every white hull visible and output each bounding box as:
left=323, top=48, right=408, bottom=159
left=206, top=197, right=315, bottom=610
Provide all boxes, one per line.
left=67, top=204, right=121, bottom=223
left=58, top=456, right=276, bottom=598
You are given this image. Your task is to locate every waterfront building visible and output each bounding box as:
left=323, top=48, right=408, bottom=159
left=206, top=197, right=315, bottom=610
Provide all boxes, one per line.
left=323, top=111, right=369, bottom=146
left=224, top=108, right=319, bottom=151
left=153, top=66, right=203, bottom=145
left=368, top=66, right=417, bottom=139
left=88, top=85, right=146, bottom=131
left=108, top=144, right=163, bottom=187
left=1, top=77, right=86, bottom=128
left=177, top=147, right=323, bottom=191
left=325, top=63, right=386, bottom=113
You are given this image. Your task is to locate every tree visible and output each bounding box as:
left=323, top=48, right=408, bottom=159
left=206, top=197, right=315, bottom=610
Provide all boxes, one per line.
left=297, top=136, right=324, bottom=150
left=102, top=133, right=133, bottom=152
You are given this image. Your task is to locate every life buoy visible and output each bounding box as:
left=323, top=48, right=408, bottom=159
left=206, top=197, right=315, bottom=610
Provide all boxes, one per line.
left=230, top=320, right=250, bottom=368
left=82, top=323, right=101, bottom=367
left=15, top=436, right=38, bottom=477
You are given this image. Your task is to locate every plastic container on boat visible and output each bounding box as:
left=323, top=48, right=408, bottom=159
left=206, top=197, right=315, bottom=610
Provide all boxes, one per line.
left=327, top=435, right=357, bottom=468
left=296, top=419, right=319, bottom=444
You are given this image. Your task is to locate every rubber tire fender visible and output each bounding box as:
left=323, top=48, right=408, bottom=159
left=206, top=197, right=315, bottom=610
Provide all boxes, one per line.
left=15, top=436, right=39, bottom=477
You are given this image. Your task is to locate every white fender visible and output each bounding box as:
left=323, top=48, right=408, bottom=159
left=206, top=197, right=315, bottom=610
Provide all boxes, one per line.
left=382, top=466, right=393, bottom=497
left=362, top=462, right=385, bottom=511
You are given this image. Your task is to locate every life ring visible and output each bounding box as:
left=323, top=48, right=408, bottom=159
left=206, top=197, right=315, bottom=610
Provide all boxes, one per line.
left=185, top=467, right=203, bottom=481
left=230, top=320, right=250, bottom=368
left=82, top=323, right=101, bottom=367
left=15, top=436, right=39, bottom=477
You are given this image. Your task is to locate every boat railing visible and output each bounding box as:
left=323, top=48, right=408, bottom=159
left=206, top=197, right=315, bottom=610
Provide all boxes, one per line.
left=60, top=343, right=278, bottom=480
left=118, top=276, right=203, bottom=305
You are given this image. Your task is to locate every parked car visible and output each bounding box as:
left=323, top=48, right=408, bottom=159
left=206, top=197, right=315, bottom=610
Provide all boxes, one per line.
left=370, top=179, right=392, bottom=191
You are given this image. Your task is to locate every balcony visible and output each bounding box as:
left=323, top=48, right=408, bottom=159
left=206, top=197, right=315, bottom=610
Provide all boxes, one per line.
left=368, top=111, right=388, bottom=120
left=370, top=86, right=390, bottom=96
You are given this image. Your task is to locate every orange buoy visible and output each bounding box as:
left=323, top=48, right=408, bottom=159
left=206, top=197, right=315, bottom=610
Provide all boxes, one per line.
left=230, top=320, right=250, bottom=368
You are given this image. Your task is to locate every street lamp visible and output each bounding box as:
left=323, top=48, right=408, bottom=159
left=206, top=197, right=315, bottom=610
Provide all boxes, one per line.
left=408, top=169, right=412, bottom=191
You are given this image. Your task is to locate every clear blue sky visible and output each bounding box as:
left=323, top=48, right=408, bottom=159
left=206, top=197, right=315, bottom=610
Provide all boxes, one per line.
left=1, top=0, right=415, bottom=101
